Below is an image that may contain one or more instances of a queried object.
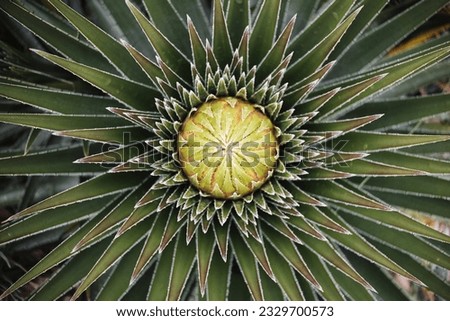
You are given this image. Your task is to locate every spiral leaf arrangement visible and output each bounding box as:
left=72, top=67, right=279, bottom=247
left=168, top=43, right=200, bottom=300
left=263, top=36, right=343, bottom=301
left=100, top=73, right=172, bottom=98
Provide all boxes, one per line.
left=0, top=0, right=449, bottom=300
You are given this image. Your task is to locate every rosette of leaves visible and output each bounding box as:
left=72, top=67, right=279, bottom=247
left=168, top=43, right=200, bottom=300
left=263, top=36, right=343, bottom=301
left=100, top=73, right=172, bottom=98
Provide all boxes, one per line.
left=0, top=0, right=449, bottom=301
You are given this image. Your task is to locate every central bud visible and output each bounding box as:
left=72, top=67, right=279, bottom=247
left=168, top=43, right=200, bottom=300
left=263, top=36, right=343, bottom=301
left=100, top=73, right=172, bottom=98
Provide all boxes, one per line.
left=178, top=97, right=279, bottom=200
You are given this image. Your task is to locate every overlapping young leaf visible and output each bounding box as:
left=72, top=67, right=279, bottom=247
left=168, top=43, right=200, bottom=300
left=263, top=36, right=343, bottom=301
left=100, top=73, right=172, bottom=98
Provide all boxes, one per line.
left=0, top=0, right=449, bottom=300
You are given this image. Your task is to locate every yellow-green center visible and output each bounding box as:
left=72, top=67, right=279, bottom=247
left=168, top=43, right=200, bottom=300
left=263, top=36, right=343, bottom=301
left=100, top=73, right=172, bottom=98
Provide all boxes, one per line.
left=178, top=97, right=279, bottom=200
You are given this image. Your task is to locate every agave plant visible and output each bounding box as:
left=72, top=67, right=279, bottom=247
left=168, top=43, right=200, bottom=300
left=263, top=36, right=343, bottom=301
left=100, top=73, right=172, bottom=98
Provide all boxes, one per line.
left=0, top=0, right=449, bottom=301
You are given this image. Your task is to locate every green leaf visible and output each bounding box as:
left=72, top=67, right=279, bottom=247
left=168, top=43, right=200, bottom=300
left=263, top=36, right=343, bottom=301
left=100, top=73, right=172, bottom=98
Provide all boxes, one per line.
left=159, top=208, right=185, bottom=251
left=330, top=159, right=423, bottom=176
left=71, top=216, right=155, bottom=300
left=226, top=0, right=249, bottom=48
left=206, top=251, right=231, bottom=301
left=283, top=82, right=316, bottom=107
left=0, top=114, right=129, bottom=132
left=288, top=0, right=355, bottom=61
left=142, top=0, right=190, bottom=55
left=166, top=234, right=196, bottom=300
left=305, top=115, right=382, bottom=133
left=135, top=185, right=167, bottom=208
left=341, top=211, right=450, bottom=270
left=319, top=206, right=423, bottom=281
left=11, top=0, right=76, bottom=36
left=8, top=172, right=142, bottom=220
left=283, top=181, right=324, bottom=206
left=286, top=7, right=360, bottom=86
left=117, top=190, right=168, bottom=236
left=302, top=167, right=351, bottom=181
left=328, top=266, right=374, bottom=300
left=402, top=140, right=450, bottom=155
left=262, top=216, right=300, bottom=242
left=264, top=242, right=304, bottom=300
left=300, top=205, right=348, bottom=233
left=187, top=17, right=207, bottom=76
left=329, top=0, right=450, bottom=77
left=126, top=0, right=191, bottom=82
left=415, top=121, right=450, bottom=134
left=287, top=216, right=326, bottom=240
left=31, top=238, right=111, bottom=300
left=96, top=241, right=144, bottom=300
left=132, top=212, right=171, bottom=280
left=0, top=196, right=114, bottom=245
left=345, top=251, right=409, bottom=300
left=337, top=202, right=450, bottom=244
left=122, top=42, right=165, bottom=87
left=121, top=265, right=155, bottom=300
left=264, top=227, right=319, bottom=288
left=297, top=180, right=389, bottom=210
left=329, top=0, right=390, bottom=60
left=381, top=60, right=450, bottom=98
left=147, top=240, right=176, bottom=300
left=296, top=88, right=339, bottom=114
left=280, top=0, right=317, bottom=35
left=257, top=16, right=295, bottom=83
left=47, top=0, right=150, bottom=84
left=0, top=146, right=103, bottom=176
left=319, top=46, right=450, bottom=118
left=77, top=143, right=147, bottom=164
left=369, top=190, right=450, bottom=219
left=170, top=0, right=210, bottom=40
left=0, top=83, right=117, bottom=114
left=258, top=267, right=285, bottom=300
left=0, top=198, right=122, bottom=300
left=367, top=151, right=450, bottom=174
left=383, top=31, right=450, bottom=64
left=212, top=0, right=233, bottom=67
left=299, top=246, right=344, bottom=300
left=249, top=0, right=281, bottom=65
left=0, top=0, right=114, bottom=73
left=363, top=176, right=450, bottom=199
left=295, top=230, right=372, bottom=291
left=338, top=131, right=449, bottom=152
left=75, top=178, right=155, bottom=250
left=348, top=94, right=450, bottom=130
left=238, top=230, right=274, bottom=279
left=33, top=50, right=160, bottom=111
left=24, top=128, right=41, bottom=155
left=85, top=0, right=154, bottom=57
left=56, top=126, right=150, bottom=144
left=370, top=241, right=450, bottom=300
left=213, top=221, right=230, bottom=260
left=196, top=228, right=216, bottom=295
left=231, top=233, right=264, bottom=300
left=316, top=75, right=385, bottom=118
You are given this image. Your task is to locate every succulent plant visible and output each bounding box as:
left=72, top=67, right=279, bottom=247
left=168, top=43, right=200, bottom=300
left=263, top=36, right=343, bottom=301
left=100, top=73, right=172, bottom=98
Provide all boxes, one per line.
left=0, top=0, right=449, bottom=301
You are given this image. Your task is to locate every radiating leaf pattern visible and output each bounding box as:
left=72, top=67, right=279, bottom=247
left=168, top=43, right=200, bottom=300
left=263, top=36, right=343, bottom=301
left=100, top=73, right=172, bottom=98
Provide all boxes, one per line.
left=0, top=0, right=449, bottom=301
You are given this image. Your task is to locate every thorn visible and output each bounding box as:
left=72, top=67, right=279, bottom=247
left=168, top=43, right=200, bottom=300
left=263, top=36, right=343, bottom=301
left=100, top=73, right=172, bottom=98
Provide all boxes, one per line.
left=52, top=131, right=64, bottom=137
left=309, top=277, right=323, bottom=292
left=316, top=201, right=327, bottom=207
left=186, top=15, right=192, bottom=26
left=129, top=274, right=138, bottom=286
left=71, top=243, right=82, bottom=254
left=124, top=0, right=133, bottom=8
left=0, top=291, right=10, bottom=300
left=3, top=216, right=17, bottom=224
left=116, top=222, right=131, bottom=237
left=29, top=48, right=40, bottom=54
left=291, top=234, right=303, bottom=244
left=199, top=283, right=206, bottom=297
left=119, top=38, right=129, bottom=47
